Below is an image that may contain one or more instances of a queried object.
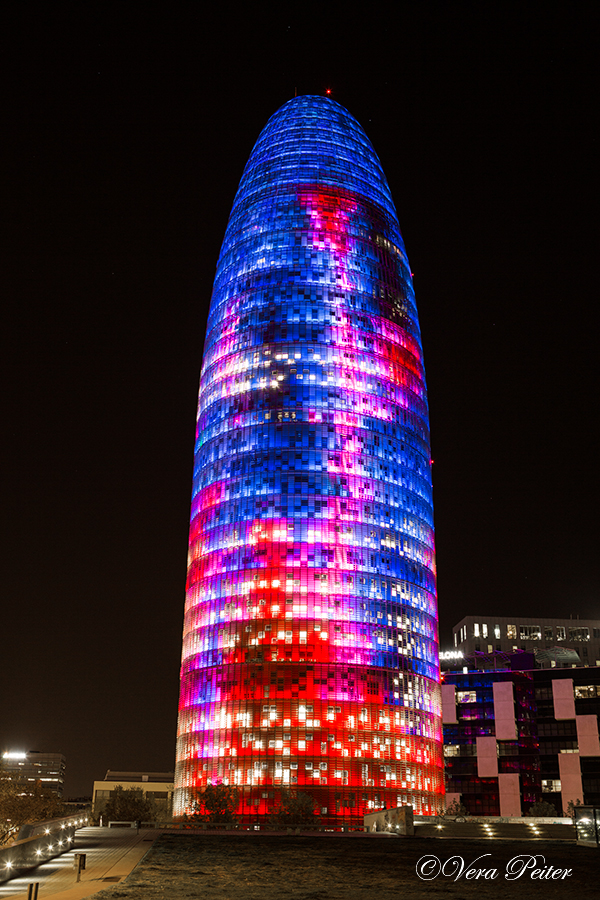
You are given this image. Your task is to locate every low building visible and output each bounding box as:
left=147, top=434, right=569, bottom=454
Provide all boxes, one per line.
left=442, top=661, right=600, bottom=817
left=92, top=771, right=174, bottom=820
left=452, top=615, right=600, bottom=668
left=1, top=751, right=66, bottom=797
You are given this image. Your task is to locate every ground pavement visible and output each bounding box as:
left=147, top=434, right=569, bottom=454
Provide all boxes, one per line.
left=0, top=827, right=160, bottom=900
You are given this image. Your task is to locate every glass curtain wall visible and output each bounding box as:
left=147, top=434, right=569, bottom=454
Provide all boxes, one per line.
left=175, top=96, right=442, bottom=824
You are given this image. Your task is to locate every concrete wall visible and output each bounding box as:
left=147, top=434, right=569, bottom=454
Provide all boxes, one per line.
left=498, top=773, right=521, bottom=817
left=493, top=681, right=517, bottom=740
left=441, top=684, right=457, bottom=724
left=476, top=736, right=498, bottom=777
left=0, top=818, right=78, bottom=883
left=364, top=805, right=414, bottom=835
left=552, top=678, right=576, bottom=720
left=576, top=714, right=600, bottom=757
left=558, top=753, right=584, bottom=812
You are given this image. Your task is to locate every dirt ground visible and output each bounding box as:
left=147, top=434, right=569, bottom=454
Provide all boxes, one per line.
left=90, top=832, right=599, bottom=900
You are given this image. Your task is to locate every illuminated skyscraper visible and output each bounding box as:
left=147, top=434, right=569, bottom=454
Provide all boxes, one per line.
left=175, top=96, right=442, bottom=824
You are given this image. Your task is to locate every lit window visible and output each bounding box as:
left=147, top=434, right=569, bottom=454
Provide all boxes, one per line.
left=457, top=691, right=477, bottom=703
left=443, top=745, right=460, bottom=757
left=575, top=685, right=599, bottom=699
left=569, top=627, right=590, bottom=641
left=519, top=625, right=541, bottom=641
left=541, top=779, right=561, bottom=793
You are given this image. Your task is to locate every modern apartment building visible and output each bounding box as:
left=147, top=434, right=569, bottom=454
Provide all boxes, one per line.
left=1, top=750, right=66, bottom=797
left=442, top=662, right=600, bottom=816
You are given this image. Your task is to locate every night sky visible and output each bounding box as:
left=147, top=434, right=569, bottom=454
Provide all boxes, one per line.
left=2, top=7, right=597, bottom=797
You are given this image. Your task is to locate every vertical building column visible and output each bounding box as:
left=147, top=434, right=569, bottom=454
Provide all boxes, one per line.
left=476, top=736, right=498, bottom=777
left=576, top=715, right=600, bottom=757
left=498, top=774, right=521, bottom=817
left=441, top=684, right=458, bottom=724
left=493, top=681, right=517, bottom=740
left=552, top=678, right=576, bottom=719
left=558, top=753, right=583, bottom=813
left=493, top=680, right=520, bottom=815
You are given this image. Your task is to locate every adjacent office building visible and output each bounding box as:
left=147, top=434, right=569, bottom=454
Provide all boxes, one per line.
left=92, top=771, right=174, bottom=820
left=453, top=615, right=600, bottom=668
left=442, top=661, right=600, bottom=816
left=1, top=751, right=66, bottom=797
left=175, top=96, right=442, bottom=824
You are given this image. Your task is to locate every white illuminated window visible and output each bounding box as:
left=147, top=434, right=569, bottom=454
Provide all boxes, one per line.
left=569, top=627, right=590, bottom=641
left=457, top=691, right=477, bottom=703
left=541, top=779, right=561, bottom=792
left=575, top=685, right=599, bottom=699
left=519, top=625, right=541, bottom=641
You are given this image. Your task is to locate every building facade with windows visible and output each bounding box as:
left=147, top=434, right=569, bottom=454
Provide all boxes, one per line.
left=1, top=751, right=66, bottom=797
left=92, top=771, right=174, bottom=819
left=175, top=96, right=442, bottom=825
left=442, top=663, right=600, bottom=816
left=453, top=615, right=600, bottom=668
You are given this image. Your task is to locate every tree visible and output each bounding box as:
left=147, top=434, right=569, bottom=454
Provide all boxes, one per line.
left=103, top=786, right=156, bottom=823
left=270, top=789, right=318, bottom=827
left=190, top=783, right=239, bottom=825
left=444, top=798, right=468, bottom=818
left=527, top=800, right=557, bottom=817
left=565, top=799, right=582, bottom=819
left=0, top=778, right=64, bottom=846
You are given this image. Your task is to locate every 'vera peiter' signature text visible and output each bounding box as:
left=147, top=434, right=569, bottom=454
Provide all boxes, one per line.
left=416, top=853, right=573, bottom=882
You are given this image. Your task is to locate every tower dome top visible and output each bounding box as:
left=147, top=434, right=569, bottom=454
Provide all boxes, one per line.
left=232, top=95, right=397, bottom=224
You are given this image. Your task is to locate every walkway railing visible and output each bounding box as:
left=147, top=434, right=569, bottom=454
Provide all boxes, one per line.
left=0, top=814, right=88, bottom=883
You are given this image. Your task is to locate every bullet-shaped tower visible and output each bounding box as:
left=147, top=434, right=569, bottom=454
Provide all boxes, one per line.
left=175, top=96, right=443, bottom=824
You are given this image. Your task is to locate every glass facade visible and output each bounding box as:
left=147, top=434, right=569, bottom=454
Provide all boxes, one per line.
left=443, top=671, right=541, bottom=816
left=175, top=96, right=442, bottom=824
left=442, top=666, right=600, bottom=815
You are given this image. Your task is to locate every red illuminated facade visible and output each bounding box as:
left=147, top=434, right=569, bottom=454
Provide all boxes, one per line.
left=174, top=96, right=443, bottom=824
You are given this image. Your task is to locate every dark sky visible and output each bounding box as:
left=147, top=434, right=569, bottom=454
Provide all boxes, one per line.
left=2, top=7, right=597, bottom=797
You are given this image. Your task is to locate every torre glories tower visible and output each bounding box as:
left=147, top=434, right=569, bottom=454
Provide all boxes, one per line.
left=175, top=96, right=442, bottom=825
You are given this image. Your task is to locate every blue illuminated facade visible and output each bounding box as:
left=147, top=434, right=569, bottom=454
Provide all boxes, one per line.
left=175, top=96, right=442, bottom=824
